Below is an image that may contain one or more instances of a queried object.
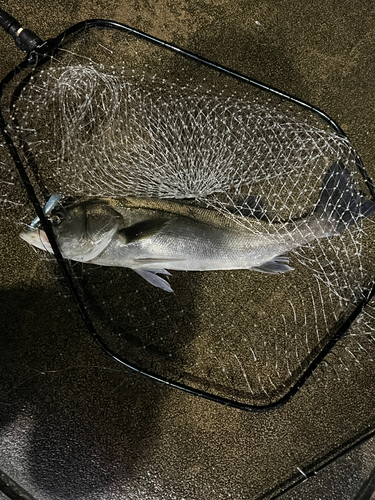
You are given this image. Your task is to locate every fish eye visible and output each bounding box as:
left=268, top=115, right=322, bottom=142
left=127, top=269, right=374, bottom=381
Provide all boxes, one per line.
left=49, top=214, right=61, bottom=225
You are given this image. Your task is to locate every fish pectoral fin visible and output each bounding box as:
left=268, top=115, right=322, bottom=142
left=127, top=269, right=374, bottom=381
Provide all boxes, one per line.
left=252, top=255, right=294, bottom=274
left=134, top=268, right=174, bottom=293
left=118, top=218, right=170, bottom=242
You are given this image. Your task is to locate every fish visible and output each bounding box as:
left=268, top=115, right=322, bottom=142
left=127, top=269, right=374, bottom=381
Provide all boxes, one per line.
left=20, top=161, right=375, bottom=293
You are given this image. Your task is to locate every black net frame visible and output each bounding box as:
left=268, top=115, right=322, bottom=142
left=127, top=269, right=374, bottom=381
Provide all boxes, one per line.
left=1, top=17, right=375, bottom=413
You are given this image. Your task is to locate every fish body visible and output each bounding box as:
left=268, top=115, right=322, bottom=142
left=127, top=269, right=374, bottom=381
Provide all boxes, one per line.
left=20, top=162, right=375, bottom=292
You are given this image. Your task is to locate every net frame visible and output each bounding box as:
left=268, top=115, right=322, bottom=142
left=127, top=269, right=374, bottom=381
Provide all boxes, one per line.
left=1, top=18, right=375, bottom=413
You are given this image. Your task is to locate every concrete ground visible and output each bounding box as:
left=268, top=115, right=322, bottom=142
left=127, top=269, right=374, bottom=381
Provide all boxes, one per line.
left=1, top=1, right=375, bottom=499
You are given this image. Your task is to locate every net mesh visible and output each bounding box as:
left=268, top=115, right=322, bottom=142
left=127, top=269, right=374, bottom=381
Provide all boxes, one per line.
left=2, top=26, right=375, bottom=406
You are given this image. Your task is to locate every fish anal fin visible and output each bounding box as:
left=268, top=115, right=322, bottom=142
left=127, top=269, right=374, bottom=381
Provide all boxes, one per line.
left=252, top=255, right=294, bottom=274
left=119, top=218, right=170, bottom=242
left=134, top=268, right=174, bottom=293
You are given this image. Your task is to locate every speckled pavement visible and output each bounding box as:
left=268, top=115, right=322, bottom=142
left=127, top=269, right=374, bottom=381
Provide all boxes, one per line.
left=0, top=2, right=375, bottom=499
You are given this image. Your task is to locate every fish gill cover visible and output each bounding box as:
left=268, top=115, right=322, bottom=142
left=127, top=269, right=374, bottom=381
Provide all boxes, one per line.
left=2, top=26, right=375, bottom=408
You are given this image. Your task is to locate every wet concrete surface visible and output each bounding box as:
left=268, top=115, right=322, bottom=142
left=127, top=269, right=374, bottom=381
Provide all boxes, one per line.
left=1, top=1, right=375, bottom=499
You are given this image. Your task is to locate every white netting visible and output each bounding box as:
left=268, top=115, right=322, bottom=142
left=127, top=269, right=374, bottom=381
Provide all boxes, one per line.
left=3, top=34, right=375, bottom=405
left=13, top=64, right=357, bottom=207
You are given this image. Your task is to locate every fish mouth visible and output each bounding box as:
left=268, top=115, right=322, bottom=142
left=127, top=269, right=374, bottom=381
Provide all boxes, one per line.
left=20, top=228, right=53, bottom=253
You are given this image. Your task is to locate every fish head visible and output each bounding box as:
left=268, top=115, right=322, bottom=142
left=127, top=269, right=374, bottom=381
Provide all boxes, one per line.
left=20, top=199, right=123, bottom=262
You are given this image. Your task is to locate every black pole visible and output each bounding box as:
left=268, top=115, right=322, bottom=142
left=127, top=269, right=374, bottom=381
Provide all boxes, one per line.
left=0, top=8, right=43, bottom=54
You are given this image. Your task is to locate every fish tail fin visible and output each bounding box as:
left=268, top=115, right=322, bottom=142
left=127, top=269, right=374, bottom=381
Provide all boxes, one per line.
left=315, top=161, right=375, bottom=234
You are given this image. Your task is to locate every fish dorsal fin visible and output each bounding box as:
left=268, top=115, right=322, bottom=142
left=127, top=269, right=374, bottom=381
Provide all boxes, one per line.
left=229, top=194, right=271, bottom=221
left=252, top=255, right=294, bottom=274
left=119, top=218, right=170, bottom=242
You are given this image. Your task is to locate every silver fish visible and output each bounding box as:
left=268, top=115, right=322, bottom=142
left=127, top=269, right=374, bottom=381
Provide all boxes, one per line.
left=20, top=162, right=375, bottom=292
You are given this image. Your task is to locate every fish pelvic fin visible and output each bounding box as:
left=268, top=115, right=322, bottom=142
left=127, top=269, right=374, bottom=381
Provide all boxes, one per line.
left=315, top=161, right=375, bottom=233
left=134, top=268, right=174, bottom=293
left=252, top=255, right=294, bottom=274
